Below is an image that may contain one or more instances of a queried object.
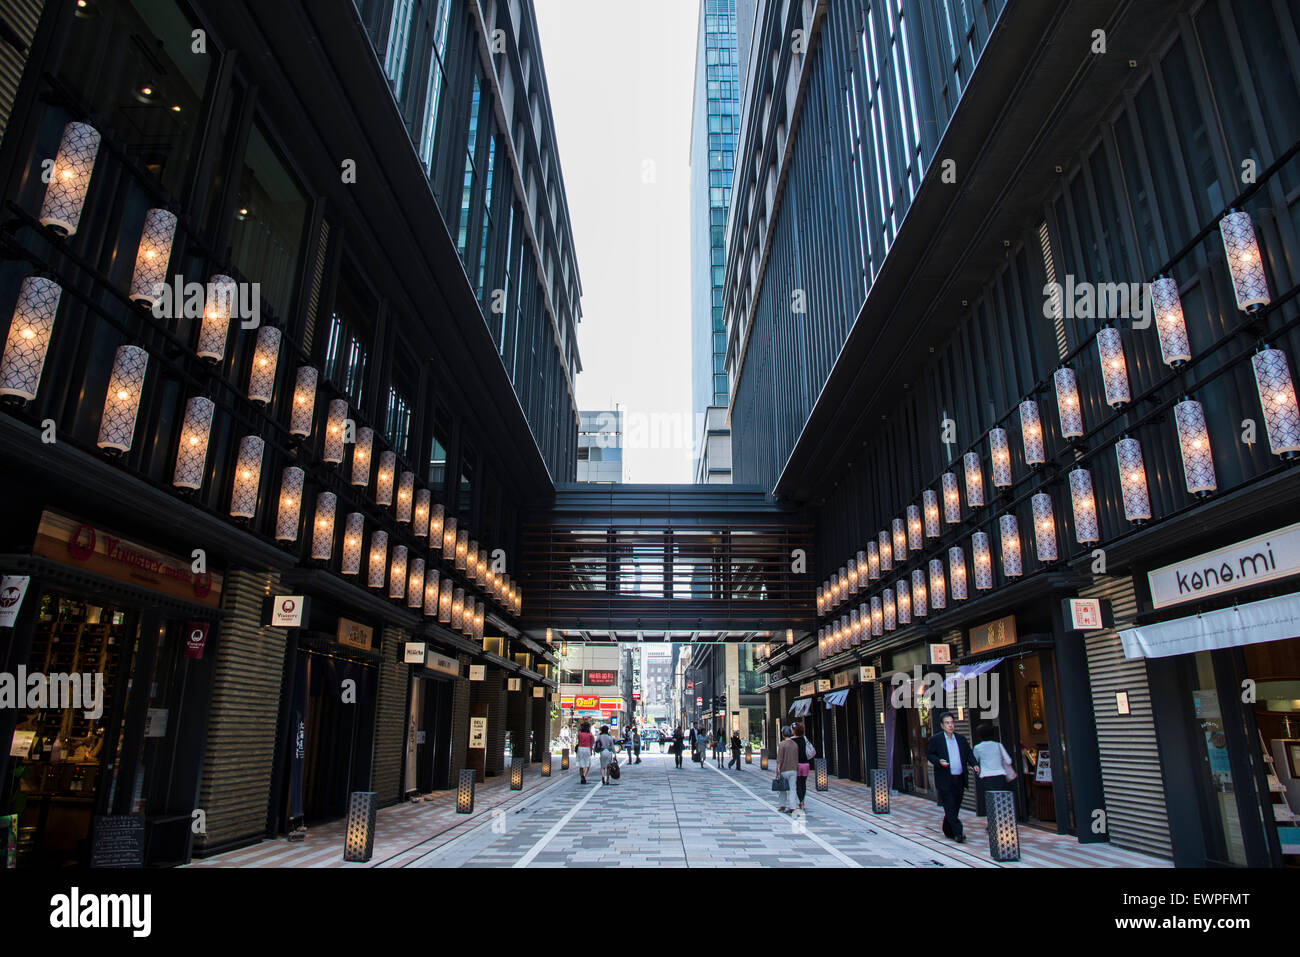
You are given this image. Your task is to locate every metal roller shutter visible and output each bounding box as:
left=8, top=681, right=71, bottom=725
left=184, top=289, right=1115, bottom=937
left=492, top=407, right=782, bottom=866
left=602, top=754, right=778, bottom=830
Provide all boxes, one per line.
left=1082, top=575, right=1172, bottom=860
left=371, top=625, right=409, bottom=804
left=0, top=0, right=43, bottom=147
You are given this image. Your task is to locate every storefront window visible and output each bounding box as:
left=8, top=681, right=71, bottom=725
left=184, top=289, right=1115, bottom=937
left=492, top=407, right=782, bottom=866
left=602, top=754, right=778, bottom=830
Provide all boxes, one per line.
left=230, top=122, right=309, bottom=318
left=1189, top=651, right=1248, bottom=865
left=1243, top=639, right=1300, bottom=863
left=57, top=0, right=213, bottom=198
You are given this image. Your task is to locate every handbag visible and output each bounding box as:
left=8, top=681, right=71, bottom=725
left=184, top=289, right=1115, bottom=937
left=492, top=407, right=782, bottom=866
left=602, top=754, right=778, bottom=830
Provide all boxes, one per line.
left=771, top=775, right=789, bottom=792
left=1000, top=744, right=1017, bottom=782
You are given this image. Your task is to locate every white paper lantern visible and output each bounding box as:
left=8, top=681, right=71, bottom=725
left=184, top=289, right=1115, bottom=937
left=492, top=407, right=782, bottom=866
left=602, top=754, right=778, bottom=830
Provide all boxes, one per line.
left=878, top=531, right=893, bottom=572
left=456, top=527, right=469, bottom=570
left=275, top=466, right=304, bottom=541
left=311, top=491, right=336, bottom=560
left=39, top=121, right=100, bottom=235
left=922, top=490, right=940, bottom=538
left=247, top=325, right=280, bottom=404
left=389, top=545, right=408, bottom=600
left=866, top=541, right=880, bottom=580
left=413, top=488, right=430, bottom=535
left=1252, top=345, right=1300, bottom=457
left=892, top=518, right=906, bottom=560
left=229, top=435, right=264, bottom=520
left=0, top=276, right=62, bottom=400
left=443, top=515, right=457, bottom=560
left=941, top=471, right=961, bottom=523
left=376, top=450, right=396, bottom=506
left=972, top=532, right=993, bottom=591
left=438, top=577, right=454, bottom=622
left=1219, top=209, right=1270, bottom=311
left=882, top=587, right=896, bottom=631
left=895, top=578, right=911, bottom=625
left=408, top=557, right=425, bottom=609
left=989, top=428, right=1012, bottom=488
left=396, top=470, right=414, bottom=522
left=351, top=426, right=374, bottom=486
left=1151, top=276, right=1191, bottom=366
left=911, top=568, right=928, bottom=618
left=289, top=366, right=317, bottom=438
left=949, top=545, right=968, bottom=601
left=431, top=502, right=446, bottom=543
left=907, top=505, right=922, bottom=550
left=1115, top=436, right=1152, bottom=523
left=1174, top=398, right=1216, bottom=495
left=964, top=452, right=985, bottom=508
left=1053, top=366, right=1083, bottom=438
left=423, top=567, right=441, bottom=616
left=1068, top=467, right=1099, bottom=544
left=1020, top=399, right=1045, bottom=466
left=128, top=208, right=176, bottom=306
left=1097, top=325, right=1131, bottom=409
left=197, top=275, right=234, bottom=361
left=999, top=514, right=1022, bottom=577
left=451, top=586, right=465, bottom=629
left=929, top=559, right=946, bottom=611
left=870, top=595, right=883, bottom=635
left=1031, top=492, right=1057, bottom=563
left=173, top=396, right=214, bottom=490
left=341, top=513, right=364, bottom=575
left=367, top=530, right=388, bottom=588
left=97, top=344, right=148, bottom=451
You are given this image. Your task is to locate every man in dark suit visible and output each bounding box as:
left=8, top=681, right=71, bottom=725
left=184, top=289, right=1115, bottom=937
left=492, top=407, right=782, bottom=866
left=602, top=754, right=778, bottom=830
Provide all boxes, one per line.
left=926, top=712, right=979, bottom=843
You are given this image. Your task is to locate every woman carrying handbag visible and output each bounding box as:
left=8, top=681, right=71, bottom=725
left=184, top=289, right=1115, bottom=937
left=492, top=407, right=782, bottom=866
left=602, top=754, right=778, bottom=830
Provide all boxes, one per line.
left=791, top=722, right=815, bottom=812
left=774, top=726, right=798, bottom=812
left=971, top=723, right=1017, bottom=816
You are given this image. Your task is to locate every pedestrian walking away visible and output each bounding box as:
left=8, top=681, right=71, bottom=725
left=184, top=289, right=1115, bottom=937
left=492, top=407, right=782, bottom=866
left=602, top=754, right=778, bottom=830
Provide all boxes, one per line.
left=597, top=725, right=617, bottom=785
left=791, top=722, right=816, bottom=811
left=971, top=722, right=1016, bottom=817
left=632, top=727, right=642, bottom=764
left=575, top=721, right=594, bottom=785
left=673, top=726, right=685, bottom=768
left=775, top=726, right=798, bottom=813
left=926, top=711, right=979, bottom=842
left=713, top=728, right=725, bottom=766
left=728, top=729, right=742, bottom=769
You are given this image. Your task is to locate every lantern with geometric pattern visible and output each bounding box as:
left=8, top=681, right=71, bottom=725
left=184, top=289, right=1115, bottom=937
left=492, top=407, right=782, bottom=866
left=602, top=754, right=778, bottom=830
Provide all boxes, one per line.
left=274, top=466, right=304, bottom=542
left=1252, top=345, right=1300, bottom=457
left=1174, top=398, right=1216, bottom=496
left=0, top=276, right=62, bottom=400
left=173, top=396, right=214, bottom=490
left=229, top=435, right=264, bottom=520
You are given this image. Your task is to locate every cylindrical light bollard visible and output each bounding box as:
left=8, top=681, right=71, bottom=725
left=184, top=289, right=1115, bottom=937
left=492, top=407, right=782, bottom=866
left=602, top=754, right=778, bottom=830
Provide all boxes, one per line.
left=343, top=791, right=378, bottom=862
left=871, top=768, right=890, bottom=814
left=561, top=747, right=570, bottom=771
left=760, top=748, right=768, bottom=771
left=456, top=768, right=475, bottom=814
left=510, top=758, right=524, bottom=790
left=745, top=743, right=753, bottom=764
left=987, top=790, right=1020, bottom=861
left=541, top=750, right=552, bottom=777
left=814, top=758, right=829, bottom=791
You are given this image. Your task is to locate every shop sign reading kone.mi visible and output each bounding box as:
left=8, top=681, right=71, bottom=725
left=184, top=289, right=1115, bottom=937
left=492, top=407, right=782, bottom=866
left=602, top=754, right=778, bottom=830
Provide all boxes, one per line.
left=35, top=510, right=221, bottom=608
left=1147, top=521, right=1300, bottom=609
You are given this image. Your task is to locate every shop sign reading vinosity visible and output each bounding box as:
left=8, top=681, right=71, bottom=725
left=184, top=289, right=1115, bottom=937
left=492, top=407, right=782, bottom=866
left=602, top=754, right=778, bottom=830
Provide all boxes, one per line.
left=1147, top=521, right=1300, bottom=609
left=269, top=596, right=305, bottom=628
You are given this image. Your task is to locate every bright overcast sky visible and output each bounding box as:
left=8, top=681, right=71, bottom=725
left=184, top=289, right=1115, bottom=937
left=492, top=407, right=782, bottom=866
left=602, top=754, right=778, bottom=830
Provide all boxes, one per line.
left=534, top=0, right=699, bottom=483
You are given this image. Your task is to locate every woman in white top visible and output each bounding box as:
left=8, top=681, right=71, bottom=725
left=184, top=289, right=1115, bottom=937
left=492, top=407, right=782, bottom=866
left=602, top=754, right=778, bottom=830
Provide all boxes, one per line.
left=596, top=725, right=617, bottom=785
left=971, top=723, right=1016, bottom=816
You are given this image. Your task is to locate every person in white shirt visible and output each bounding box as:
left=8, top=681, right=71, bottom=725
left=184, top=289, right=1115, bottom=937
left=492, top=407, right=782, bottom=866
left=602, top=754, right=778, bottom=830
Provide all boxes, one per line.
left=971, top=723, right=1016, bottom=816
left=925, top=712, right=979, bottom=842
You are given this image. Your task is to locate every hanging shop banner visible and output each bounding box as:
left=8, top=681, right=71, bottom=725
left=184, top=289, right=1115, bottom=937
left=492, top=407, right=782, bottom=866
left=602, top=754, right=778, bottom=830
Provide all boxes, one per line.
left=34, top=510, right=222, bottom=607
left=469, top=717, right=488, bottom=749
left=288, top=653, right=309, bottom=821
left=1147, top=521, right=1300, bottom=609
left=0, top=575, right=31, bottom=627
left=816, top=678, right=832, bottom=692
left=859, top=665, right=877, bottom=682
left=337, top=617, right=373, bottom=650
left=183, top=621, right=209, bottom=660
left=533, top=686, right=544, bottom=698
left=404, top=641, right=427, bottom=664
left=799, top=681, right=816, bottom=697
left=469, top=665, right=486, bottom=681
left=968, top=614, right=1017, bottom=655
left=269, top=596, right=306, bottom=628
left=424, top=650, right=459, bottom=677
left=1062, top=597, right=1110, bottom=631
left=929, top=644, right=951, bottom=665
left=1120, top=592, right=1300, bottom=660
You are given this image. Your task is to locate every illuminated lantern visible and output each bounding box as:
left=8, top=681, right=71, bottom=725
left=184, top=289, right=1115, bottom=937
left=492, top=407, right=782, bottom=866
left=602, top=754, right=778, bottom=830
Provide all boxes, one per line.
left=438, top=577, right=454, bottom=622
left=907, top=506, right=922, bottom=550
left=424, top=568, right=440, bottom=616
left=443, top=515, right=457, bottom=560
left=367, top=530, right=388, bottom=589
left=964, top=452, right=985, bottom=508
left=866, top=541, right=880, bottom=580
left=1219, top=209, right=1270, bottom=311
left=1031, top=492, right=1057, bottom=563
left=407, top=558, right=425, bottom=610
left=1097, top=325, right=1131, bottom=409
left=929, top=559, right=946, bottom=611
left=1020, top=399, right=1044, bottom=466
left=0, top=276, right=62, bottom=400
left=230, top=435, right=264, bottom=519
left=948, top=545, right=968, bottom=601
left=97, top=344, right=148, bottom=451
left=851, top=606, right=863, bottom=644
left=39, top=121, right=100, bottom=235
left=895, top=578, right=911, bottom=625
left=341, top=513, right=365, bottom=575
left=1252, top=345, right=1300, bottom=457
left=1053, top=366, right=1083, bottom=438
left=376, top=450, right=396, bottom=506
left=128, top=208, right=176, bottom=306
left=922, top=490, right=940, bottom=538
left=989, top=428, right=1012, bottom=488
left=972, top=532, right=994, bottom=591
left=1174, top=398, right=1215, bottom=496
left=1068, top=468, right=1099, bottom=544
left=1115, top=436, right=1152, bottom=523
left=389, top=545, right=407, bottom=600
left=197, top=275, right=234, bottom=361
left=456, top=527, right=469, bottom=570
left=430, top=502, right=446, bottom=543
left=999, top=514, right=1023, bottom=577
left=878, top=531, right=893, bottom=572
left=870, top=596, right=883, bottom=635
left=847, top=558, right=859, bottom=595
left=892, top=519, right=906, bottom=561
left=274, top=466, right=304, bottom=542
left=941, top=471, right=961, bottom=523
left=882, top=587, right=896, bottom=631
left=911, top=568, right=927, bottom=618
left=289, top=366, right=317, bottom=438
left=413, top=489, right=430, bottom=535
left=247, top=326, right=280, bottom=404
left=173, top=396, right=214, bottom=490
left=311, top=491, right=336, bottom=560
left=351, top=426, right=374, bottom=486
left=396, top=471, right=414, bottom=522
left=323, top=399, right=348, bottom=463
left=451, top=587, right=465, bottom=629
left=1151, top=276, right=1191, bottom=366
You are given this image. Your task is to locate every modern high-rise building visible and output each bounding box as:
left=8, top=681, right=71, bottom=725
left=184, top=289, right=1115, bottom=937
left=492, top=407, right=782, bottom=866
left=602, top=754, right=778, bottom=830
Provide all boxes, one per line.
left=689, top=0, right=739, bottom=482
left=576, top=409, right=625, bottom=483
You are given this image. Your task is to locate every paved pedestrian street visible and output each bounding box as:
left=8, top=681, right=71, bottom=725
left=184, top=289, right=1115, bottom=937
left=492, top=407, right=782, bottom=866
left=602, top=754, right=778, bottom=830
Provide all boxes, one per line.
left=400, top=751, right=1167, bottom=868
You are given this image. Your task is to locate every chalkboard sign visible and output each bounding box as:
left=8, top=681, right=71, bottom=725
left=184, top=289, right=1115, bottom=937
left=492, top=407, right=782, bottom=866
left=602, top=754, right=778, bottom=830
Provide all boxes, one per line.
left=90, top=814, right=145, bottom=868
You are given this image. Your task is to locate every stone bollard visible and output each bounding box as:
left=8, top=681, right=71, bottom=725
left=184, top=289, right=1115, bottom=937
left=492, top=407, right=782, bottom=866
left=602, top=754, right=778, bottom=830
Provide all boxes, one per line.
left=456, top=769, right=475, bottom=813
left=870, top=768, right=889, bottom=814
left=814, top=757, right=829, bottom=791
left=343, top=791, right=378, bottom=862
left=987, top=790, right=1020, bottom=861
